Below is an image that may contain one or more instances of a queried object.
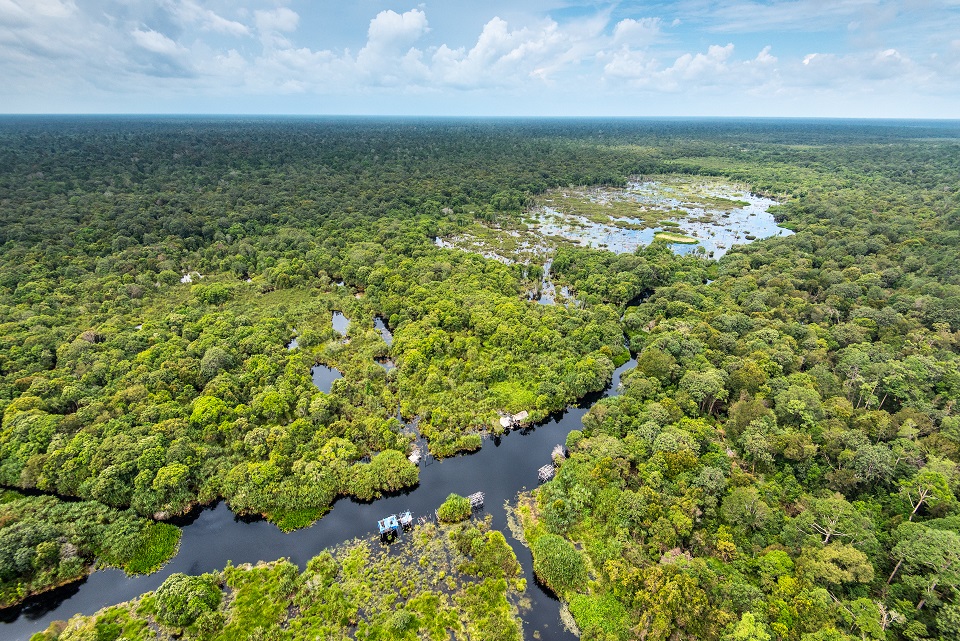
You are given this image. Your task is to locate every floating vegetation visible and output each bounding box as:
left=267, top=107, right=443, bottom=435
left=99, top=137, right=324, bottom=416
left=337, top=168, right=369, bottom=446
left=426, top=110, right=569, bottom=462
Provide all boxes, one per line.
left=654, top=231, right=699, bottom=244
left=30, top=519, right=526, bottom=641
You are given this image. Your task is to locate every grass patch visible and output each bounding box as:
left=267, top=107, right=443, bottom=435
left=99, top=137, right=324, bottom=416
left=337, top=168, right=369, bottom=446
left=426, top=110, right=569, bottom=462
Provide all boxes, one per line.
left=267, top=507, right=327, bottom=532
left=654, top=231, right=699, bottom=244
left=214, top=562, right=297, bottom=640
left=0, top=489, right=22, bottom=504
left=437, top=494, right=473, bottom=523
left=31, top=519, right=527, bottom=641
left=124, top=523, right=181, bottom=575
left=569, top=592, right=630, bottom=640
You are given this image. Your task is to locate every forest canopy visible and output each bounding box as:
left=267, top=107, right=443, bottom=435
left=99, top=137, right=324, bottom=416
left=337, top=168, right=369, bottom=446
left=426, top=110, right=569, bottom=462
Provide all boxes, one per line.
left=0, top=117, right=959, bottom=640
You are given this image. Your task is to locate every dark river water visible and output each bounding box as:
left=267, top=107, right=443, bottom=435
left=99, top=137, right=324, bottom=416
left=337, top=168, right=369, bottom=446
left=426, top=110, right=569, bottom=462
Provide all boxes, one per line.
left=1, top=354, right=635, bottom=639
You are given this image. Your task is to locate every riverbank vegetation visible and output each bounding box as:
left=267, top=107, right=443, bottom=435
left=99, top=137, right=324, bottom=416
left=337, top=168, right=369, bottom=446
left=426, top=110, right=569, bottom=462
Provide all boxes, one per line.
left=29, top=517, right=525, bottom=641
left=0, top=491, right=179, bottom=608
left=1, top=117, right=959, bottom=636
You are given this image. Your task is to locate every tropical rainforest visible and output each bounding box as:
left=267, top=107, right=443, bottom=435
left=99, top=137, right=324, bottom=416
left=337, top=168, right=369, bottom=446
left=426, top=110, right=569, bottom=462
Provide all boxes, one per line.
left=1, top=116, right=959, bottom=640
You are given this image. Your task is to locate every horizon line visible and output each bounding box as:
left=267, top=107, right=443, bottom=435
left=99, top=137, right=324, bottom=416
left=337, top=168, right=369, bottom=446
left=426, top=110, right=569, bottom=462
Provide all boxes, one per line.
left=1, top=114, right=959, bottom=123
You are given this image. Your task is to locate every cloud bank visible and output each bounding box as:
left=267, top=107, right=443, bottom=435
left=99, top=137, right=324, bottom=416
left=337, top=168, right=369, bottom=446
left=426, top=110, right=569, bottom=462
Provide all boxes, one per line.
left=0, top=0, right=956, bottom=116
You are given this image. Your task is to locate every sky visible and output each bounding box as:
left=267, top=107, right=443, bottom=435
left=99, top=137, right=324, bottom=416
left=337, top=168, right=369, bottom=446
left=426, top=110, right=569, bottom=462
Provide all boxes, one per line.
left=1, top=0, right=958, bottom=117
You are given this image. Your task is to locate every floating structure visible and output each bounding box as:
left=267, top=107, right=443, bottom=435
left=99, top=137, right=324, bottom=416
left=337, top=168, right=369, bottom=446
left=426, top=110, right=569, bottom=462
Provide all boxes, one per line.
left=377, top=514, right=401, bottom=539
left=538, top=464, right=555, bottom=482
left=378, top=510, right=416, bottom=540
left=468, top=491, right=485, bottom=509
left=498, top=410, right=530, bottom=430
left=408, top=445, right=421, bottom=465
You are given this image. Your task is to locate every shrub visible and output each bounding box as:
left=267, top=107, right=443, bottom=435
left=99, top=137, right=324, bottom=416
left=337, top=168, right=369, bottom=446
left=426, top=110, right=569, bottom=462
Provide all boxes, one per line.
left=531, top=534, right=586, bottom=595
left=437, top=494, right=472, bottom=523
left=569, top=593, right=630, bottom=640
left=154, top=573, right=221, bottom=628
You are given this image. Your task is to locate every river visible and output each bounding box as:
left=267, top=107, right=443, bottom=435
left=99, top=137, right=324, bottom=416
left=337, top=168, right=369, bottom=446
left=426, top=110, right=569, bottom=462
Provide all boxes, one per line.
left=2, top=349, right=636, bottom=639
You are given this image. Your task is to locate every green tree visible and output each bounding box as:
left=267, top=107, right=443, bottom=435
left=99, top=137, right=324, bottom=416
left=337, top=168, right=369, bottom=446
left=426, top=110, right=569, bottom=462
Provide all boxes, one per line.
left=723, top=612, right=771, bottom=641
left=153, top=573, right=221, bottom=628
left=530, top=534, right=586, bottom=595
left=890, top=522, right=960, bottom=610
left=437, top=494, right=472, bottom=523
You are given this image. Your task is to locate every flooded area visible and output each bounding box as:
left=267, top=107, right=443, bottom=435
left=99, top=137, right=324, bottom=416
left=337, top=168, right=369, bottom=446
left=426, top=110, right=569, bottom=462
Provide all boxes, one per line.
left=530, top=260, right=577, bottom=307
left=533, top=178, right=791, bottom=259
left=374, top=316, right=393, bottom=346
left=434, top=175, right=793, bottom=263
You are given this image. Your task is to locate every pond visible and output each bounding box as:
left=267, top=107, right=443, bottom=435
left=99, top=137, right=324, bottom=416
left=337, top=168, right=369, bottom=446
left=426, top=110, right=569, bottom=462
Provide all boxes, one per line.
left=310, top=364, right=343, bottom=393
left=332, top=311, right=350, bottom=337
left=1, top=359, right=637, bottom=640
left=374, top=316, right=393, bottom=347
left=531, top=260, right=576, bottom=307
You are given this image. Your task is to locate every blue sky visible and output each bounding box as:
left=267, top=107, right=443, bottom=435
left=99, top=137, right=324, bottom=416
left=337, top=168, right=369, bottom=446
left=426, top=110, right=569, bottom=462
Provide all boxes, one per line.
left=1, top=1, right=958, bottom=117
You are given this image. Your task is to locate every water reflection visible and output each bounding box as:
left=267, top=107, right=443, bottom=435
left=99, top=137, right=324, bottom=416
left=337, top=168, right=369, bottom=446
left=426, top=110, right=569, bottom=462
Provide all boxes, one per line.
left=535, top=181, right=792, bottom=259
left=310, top=364, right=342, bottom=393
left=2, top=352, right=635, bottom=640
left=374, top=317, right=393, bottom=347
left=332, top=311, right=350, bottom=337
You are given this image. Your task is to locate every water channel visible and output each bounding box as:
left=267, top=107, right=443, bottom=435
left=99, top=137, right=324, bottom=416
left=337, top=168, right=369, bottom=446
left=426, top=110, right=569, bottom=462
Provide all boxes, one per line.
left=2, top=320, right=635, bottom=639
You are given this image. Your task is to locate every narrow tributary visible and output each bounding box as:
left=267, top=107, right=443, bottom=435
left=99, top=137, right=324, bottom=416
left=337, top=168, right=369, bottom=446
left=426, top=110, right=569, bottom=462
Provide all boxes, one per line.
left=2, top=346, right=635, bottom=640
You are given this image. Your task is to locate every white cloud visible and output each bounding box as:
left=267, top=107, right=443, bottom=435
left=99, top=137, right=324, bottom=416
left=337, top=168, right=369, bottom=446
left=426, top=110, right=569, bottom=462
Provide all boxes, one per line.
left=431, top=16, right=572, bottom=88
left=27, top=0, right=75, bottom=19
left=696, top=0, right=890, bottom=33
left=0, top=2, right=957, bottom=116
left=254, top=7, right=299, bottom=34
left=355, top=9, right=430, bottom=83
left=796, top=47, right=919, bottom=86
left=131, top=28, right=183, bottom=56
left=754, top=45, right=776, bottom=64
left=601, top=46, right=659, bottom=81
left=669, top=43, right=735, bottom=79
left=613, top=17, right=661, bottom=46
left=603, top=42, right=786, bottom=95
left=366, top=8, right=429, bottom=47
left=172, top=1, right=250, bottom=37
left=0, top=0, right=74, bottom=25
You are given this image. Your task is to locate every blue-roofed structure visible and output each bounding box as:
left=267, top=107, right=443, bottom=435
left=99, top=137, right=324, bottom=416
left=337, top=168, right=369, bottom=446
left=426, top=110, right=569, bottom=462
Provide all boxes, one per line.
left=378, top=514, right=401, bottom=536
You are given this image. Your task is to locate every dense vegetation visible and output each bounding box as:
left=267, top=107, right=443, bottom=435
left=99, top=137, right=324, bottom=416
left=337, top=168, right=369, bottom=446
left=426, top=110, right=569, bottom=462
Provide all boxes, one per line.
left=519, top=128, right=960, bottom=639
left=29, top=518, right=525, bottom=641
left=0, top=491, right=179, bottom=607
left=1, top=117, right=959, bottom=640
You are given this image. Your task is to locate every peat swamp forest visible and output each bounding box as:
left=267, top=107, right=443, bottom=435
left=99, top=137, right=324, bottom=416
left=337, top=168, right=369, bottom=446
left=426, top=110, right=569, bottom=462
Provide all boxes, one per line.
left=0, top=117, right=959, bottom=640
